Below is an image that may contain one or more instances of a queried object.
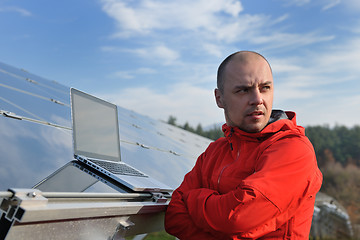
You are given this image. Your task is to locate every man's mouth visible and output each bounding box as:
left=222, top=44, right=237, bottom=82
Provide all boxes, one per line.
left=248, top=111, right=264, bottom=116
left=247, top=111, right=264, bottom=120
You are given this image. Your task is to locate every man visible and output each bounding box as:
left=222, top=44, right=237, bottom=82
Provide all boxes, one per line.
left=164, top=51, right=322, bottom=239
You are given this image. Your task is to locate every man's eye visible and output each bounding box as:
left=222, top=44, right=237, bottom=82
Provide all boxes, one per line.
left=236, top=88, right=248, bottom=93
left=262, top=86, right=271, bottom=91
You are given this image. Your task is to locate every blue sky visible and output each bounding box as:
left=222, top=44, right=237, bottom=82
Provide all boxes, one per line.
left=1, top=0, right=360, bottom=128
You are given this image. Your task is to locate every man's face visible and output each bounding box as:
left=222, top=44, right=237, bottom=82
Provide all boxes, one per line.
left=215, top=56, right=274, bottom=133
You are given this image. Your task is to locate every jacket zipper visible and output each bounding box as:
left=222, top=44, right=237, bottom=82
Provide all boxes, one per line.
left=229, top=128, right=234, bottom=150
left=217, top=128, right=240, bottom=186
left=217, top=150, right=240, bottom=186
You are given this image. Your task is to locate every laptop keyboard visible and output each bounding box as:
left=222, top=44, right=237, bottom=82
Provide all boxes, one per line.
left=90, top=159, right=147, bottom=177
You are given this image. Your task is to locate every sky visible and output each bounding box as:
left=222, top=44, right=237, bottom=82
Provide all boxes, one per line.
left=1, top=0, right=360, bottom=128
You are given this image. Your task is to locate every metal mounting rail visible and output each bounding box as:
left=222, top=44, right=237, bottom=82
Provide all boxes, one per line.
left=0, top=191, right=154, bottom=199
left=0, top=189, right=170, bottom=240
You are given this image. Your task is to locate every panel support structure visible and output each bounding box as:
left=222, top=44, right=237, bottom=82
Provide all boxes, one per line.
left=0, top=189, right=169, bottom=240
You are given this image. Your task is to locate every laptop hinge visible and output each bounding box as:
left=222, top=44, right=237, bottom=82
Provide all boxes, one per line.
left=74, top=154, right=88, bottom=161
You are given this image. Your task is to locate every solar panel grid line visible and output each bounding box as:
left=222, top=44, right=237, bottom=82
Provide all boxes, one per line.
left=0, top=82, right=68, bottom=107
left=118, top=116, right=211, bottom=151
left=0, top=96, right=47, bottom=121
left=0, top=66, right=68, bottom=95
left=119, top=139, right=197, bottom=159
left=118, top=129, right=204, bottom=159
left=0, top=108, right=72, bottom=131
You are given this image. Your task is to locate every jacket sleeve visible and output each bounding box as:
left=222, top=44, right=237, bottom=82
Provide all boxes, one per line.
left=183, top=136, right=322, bottom=238
left=164, top=152, right=224, bottom=239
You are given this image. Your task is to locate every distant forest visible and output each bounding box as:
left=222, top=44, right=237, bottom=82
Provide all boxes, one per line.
left=167, top=116, right=360, bottom=226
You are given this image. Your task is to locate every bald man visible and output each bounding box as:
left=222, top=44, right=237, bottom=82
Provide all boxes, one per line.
left=165, top=51, right=322, bottom=239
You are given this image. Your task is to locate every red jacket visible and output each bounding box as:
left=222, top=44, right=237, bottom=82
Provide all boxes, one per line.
left=165, top=111, right=322, bottom=239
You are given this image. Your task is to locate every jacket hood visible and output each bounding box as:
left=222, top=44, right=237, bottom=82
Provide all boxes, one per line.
left=222, top=110, right=304, bottom=140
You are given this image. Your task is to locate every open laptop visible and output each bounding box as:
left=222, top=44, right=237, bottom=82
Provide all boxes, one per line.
left=70, top=88, right=172, bottom=193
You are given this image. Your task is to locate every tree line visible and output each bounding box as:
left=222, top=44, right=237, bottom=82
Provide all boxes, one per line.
left=166, top=116, right=224, bottom=140
left=167, top=116, right=360, bottom=227
left=167, top=116, right=360, bottom=168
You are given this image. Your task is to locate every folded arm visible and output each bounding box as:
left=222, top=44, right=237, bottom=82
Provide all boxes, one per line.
left=165, top=151, right=224, bottom=239
left=183, top=137, right=319, bottom=237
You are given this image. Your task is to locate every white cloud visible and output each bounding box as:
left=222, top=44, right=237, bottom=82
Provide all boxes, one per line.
left=0, top=6, right=32, bottom=16
left=274, top=36, right=360, bottom=81
left=281, top=0, right=311, bottom=7
left=150, top=45, right=180, bottom=65
left=315, top=38, right=360, bottom=75
left=322, top=0, right=341, bottom=11
left=270, top=35, right=360, bottom=127
left=282, top=0, right=360, bottom=13
left=293, top=94, right=360, bottom=127
left=100, top=46, right=121, bottom=52
left=101, top=0, right=244, bottom=38
left=275, top=80, right=317, bottom=102
left=100, top=0, right=335, bottom=57
left=131, top=44, right=180, bottom=65
left=271, top=60, right=302, bottom=73
left=137, top=67, right=157, bottom=74
left=101, top=83, right=223, bottom=127
left=272, top=14, right=290, bottom=24
left=108, top=71, right=135, bottom=79
left=342, top=19, right=360, bottom=34
left=255, top=32, right=335, bottom=49
left=100, top=0, right=144, bottom=37
left=107, top=67, right=157, bottom=80
left=343, top=0, right=360, bottom=12
left=101, top=44, right=179, bottom=65
left=281, top=0, right=339, bottom=9
left=203, top=43, right=223, bottom=57
left=100, top=0, right=263, bottom=44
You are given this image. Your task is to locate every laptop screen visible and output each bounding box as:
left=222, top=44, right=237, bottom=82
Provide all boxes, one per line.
left=71, top=88, right=121, bottom=162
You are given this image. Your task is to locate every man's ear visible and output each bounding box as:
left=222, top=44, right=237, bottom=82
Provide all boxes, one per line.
left=214, top=88, right=224, bottom=108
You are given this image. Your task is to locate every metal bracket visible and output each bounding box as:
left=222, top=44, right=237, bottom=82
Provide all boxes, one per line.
left=0, top=111, right=22, bottom=120
left=118, top=217, right=135, bottom=230
left=109, top=217, right=135, bottom=240
left=0, top=189, right=48, bottom=240
left=151, top=193, right=167, bottom=203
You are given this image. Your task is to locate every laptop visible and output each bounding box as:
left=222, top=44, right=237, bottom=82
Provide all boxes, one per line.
left=70, top=88, right=172, bottom=193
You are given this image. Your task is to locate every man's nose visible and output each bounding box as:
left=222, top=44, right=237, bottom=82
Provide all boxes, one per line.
left=249, top=90, right=263, bottom=105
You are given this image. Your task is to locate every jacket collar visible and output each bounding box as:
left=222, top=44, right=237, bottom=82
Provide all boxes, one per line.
left=222, top=110, right=301, bottom=140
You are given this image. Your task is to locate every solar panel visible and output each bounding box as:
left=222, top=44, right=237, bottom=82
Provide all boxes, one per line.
left=0, top=61, right=212, bottom=192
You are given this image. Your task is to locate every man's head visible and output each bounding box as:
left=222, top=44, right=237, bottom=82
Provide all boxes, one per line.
left=215, top=51, right=274, bottom=133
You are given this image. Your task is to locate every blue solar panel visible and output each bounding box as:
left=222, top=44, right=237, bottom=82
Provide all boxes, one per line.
left=0, top=61, right=212, bottom=192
